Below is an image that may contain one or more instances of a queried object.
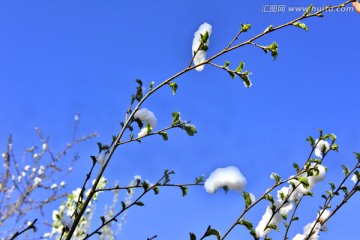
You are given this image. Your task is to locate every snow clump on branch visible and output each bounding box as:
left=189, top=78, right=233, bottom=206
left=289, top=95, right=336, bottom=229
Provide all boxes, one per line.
left=204, top=166, right=246, bottom=193
left=134, top=108, right=157, bottom=138
left=192, top=22, right=212, bottom=72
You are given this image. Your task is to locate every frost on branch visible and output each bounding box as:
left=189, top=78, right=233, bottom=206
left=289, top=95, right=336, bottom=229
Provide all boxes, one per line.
left=204, top=166, right=246, bottom=193
left=192, top=22, right=212, bottom=71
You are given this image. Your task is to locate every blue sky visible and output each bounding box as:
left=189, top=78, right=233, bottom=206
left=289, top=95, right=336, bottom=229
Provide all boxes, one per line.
left=0, top=0, right=359, bottom=239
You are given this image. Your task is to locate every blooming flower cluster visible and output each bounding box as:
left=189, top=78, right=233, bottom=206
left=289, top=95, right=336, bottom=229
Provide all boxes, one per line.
left=192, top=22, right=212, bottom=72
left=204, top=166, right=247, bottom=193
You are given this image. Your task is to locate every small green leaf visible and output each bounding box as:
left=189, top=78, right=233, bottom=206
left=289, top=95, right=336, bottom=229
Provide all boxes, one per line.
left=293, top=21, right=308, bottom=31
left=267, top=42, right=278, bottom=60
left=195, top=175, right=204, bottom=184
left=169, top=82, right=178, bottom=95
left=293, top=163, right=300, bottom=173
left=340, top=186, right=348, bottom=195
left=306, top=136, right=315, bottom=147
left=183, top=124, right=197, bottom=136
left=121, top=201, right=126, bottom=210
left=90, top=156, right=97, bottom=165
left=159, top=131, right=168, bottom=141
left=265, top=194, right=274, bottom=204
left=240, top=71, right=252, bottom=88
left=329, top=182, right=336, bottom=191
left=204, top=226, right=221, bottom=240
left=136, top=79, right=143, bottom=86
left=298, top=176, right=309, bottom=189
left=97, top=142, right=103, bottom=153
left=135, top=201, right=145, bottom=206
left=100, top=216, right=105, bottom=224
left=153, top=186, right=159, bottom=195
left=224, top=61, right=230, bottom=68
left=242, top=192, right=253, bottom=208
left=331, top=143, right=339, bottom=152
left=241, top=23, right=251, bottom=32
left=239, top=218, right=253, bottom=230
left=171, top=112, right=181, bottom=126
left=235, top=62, right=245, bottom=73
left=271, top=173, right=281, bottom=184
left=142, top=181, right=149, bottom=191
left=268, top=224, right=280, bottom=232
left=149, top=81, right=154, bottom=91
left=264, top=25, right=273, bottom=33
left=342, top=165, right=350, bottom=177
left=304, top=4, right=313, bottom=16
left=180, top=186, right=188, bottom=197
left=146, top=123, right=152, bottom=134
left=189, top=233, right=196, bottom=240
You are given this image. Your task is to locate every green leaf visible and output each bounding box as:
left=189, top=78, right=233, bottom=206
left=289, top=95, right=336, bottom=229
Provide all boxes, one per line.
left=242, top=192, right=253, bottom=208
left=135, top=201, right=145, bottom=206
left=100, top=216, right=105, bottom=224
left=153, top=186, right=159, bottom=195
left=121, top=201, right=126, bottom=210
left=97, top=142, right=103, bottom=153
left=183, top=124, right=197, bottom=136
left=200, top=31, right=210, bottom=46
left=329, top=182, right=336, bottom=191
left=306, top=136, right=315, bottom=147
left=240, top=71, right=252, bottom=88
left=180, top=186, right=188, bottom=197
left=146, top=123, right=152, bottom=134
left=265, top=194, right=274, bottom=204
left=268, top=224, right=280, bottom=232
left=331, top=143, right=339, bottom=152
left=189, top=233, right=196, bottom=240
left=149, top=81, right=154, bottom=91
left=90, top=156, right=97, bottom=165
left=224, top=61, right=230, bottom=68
left=171, top=112, right=181, bottom=126
left=239, top=218, right=253, bottom=230
left=340, top=186, right=348, bottom=195
left=264, top=25, right=273, bottom=33
left=342, top=165, right=350, bottom=177
left=134, top=118, right=143, bottom=129
left=298, top=176, right=309, bottom=189
left=159, top=131, right=168, bottom=141
left=136, top=79, right=143, bottom=86
left=271, top=173, right=281, bottom=184
left=235, top=62, right=245, bottom=73
left=169, top=82, right=178, bottom=95
left=267, top=42, right=278, bottom=60
left=142, top=181, right=149, bottom=191
left=204, top=226, right=221, bottom=240
left=293, top=21, right=308, bottom=31
left=195, top=175, right=204, bottom=184
left=293, top=163, right=300, bottom=173
left=241, top=23, right=251, bottom=32
left=304, top=4, right=313, bottom=16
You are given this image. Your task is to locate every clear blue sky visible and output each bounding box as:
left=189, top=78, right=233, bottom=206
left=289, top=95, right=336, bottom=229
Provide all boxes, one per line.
left=0, top=0, right=359, bottom=239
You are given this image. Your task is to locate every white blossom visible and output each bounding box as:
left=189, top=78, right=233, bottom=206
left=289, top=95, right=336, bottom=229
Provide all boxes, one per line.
left=351, top=174, right=358, bottom=184
left=192, top=22, right=212, bottom=71
left=314, top=139, right=330, bottom=158
left=134, top=108, right=157, bottom=129
left=204, top=166, right=246, bottom=193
